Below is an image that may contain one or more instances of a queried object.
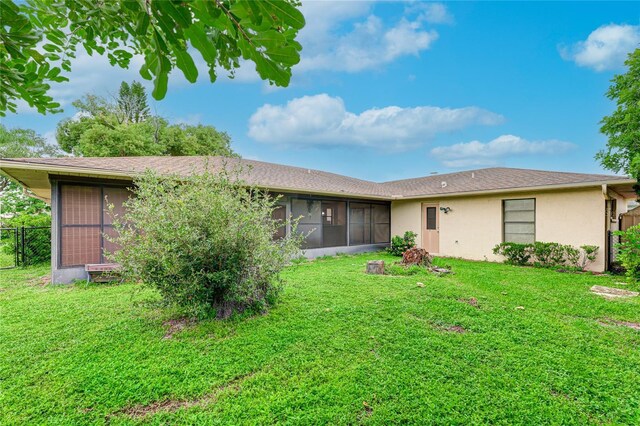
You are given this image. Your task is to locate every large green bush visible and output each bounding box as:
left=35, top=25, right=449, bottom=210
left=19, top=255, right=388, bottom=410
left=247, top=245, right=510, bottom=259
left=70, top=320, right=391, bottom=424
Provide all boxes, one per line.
left=493, top=242, right=598, bottom=270
left=1, top=213, right=51, bottom=265
left=614, top=225, right=640, bottom=282
left=492, top=242, right=532, bottom=266
left=387, top=231, right=417, bottom=256
left=531, top=242, right=566, bottom=267
left=108, top=169, right=303, bottom=318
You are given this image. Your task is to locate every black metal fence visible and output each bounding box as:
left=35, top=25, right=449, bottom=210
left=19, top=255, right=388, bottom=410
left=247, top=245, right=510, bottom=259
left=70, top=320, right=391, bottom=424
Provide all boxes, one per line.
left=0, top=226, right=51, bottom=269
left=607, top=230, right=621, bottom=271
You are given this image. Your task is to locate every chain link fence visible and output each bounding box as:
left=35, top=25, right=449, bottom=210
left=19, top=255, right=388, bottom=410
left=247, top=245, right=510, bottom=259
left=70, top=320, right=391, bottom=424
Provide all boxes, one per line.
left=0, top=226, right=51, bottom=269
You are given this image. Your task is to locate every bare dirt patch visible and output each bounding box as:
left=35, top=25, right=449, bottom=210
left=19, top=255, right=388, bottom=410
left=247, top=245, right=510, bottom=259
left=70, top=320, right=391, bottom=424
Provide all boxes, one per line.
left=590, top=285, right=639, bottom=299
left=162, top=318, right=192, bottom=339
left=27, top=275, right=51, bottom=287
left=112, top=371, right=255, bottom=419
left=598, top=318, right=640, bottom=331
left=458, top=297, right=479, bottom=308
left=431, top=323, right=467, bottom=333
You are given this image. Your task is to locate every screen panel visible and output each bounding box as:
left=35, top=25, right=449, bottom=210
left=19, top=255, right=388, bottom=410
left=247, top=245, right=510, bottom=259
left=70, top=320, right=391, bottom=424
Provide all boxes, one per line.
left=349, top=203, right=371, bottom=245
left=59, top=183, right=131, bottom=267
left=322, top=201, right=346, bottom=247
left=292, top=199, right=321, bottom=224
left=372, top=204, right=390, bottom=243
left=61, top=185, right=101, bottom=225
left=296, top=224, right=321, bottom=249
left=61, top=227, right=101, bottom=266
left=271, top=205, right=287, bottom=240
left=103, top=187, right=130, bottom=225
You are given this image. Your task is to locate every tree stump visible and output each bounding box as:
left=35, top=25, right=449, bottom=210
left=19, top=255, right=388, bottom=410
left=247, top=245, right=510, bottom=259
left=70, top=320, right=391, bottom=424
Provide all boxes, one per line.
left=366, top=260, right=385, bottom=275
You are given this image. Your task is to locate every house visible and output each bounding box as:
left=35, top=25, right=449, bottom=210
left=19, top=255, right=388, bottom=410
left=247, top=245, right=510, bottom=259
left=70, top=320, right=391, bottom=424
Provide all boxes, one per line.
left=621, top=205, right=640, bottom=231
left=0, top=156, right=636, bottom=283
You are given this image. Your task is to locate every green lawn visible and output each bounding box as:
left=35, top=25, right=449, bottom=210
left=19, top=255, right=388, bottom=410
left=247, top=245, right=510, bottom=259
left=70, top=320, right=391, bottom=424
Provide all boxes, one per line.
left=1, top=254, right=639, bottom=425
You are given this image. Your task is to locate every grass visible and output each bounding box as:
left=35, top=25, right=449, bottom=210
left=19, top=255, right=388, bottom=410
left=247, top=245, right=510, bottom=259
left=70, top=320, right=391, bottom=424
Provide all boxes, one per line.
left=0, top=243, right=16, bottom=268
left=1, top=253, right=639, bottom=425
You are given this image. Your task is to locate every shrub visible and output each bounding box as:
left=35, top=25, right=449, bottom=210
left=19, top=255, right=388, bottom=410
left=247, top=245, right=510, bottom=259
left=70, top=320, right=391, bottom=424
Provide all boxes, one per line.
left=492, top=242, right=532, bottom=265
left=532, top=242, right=566, bottom=268
left=578, top=245, right=599, bottom=271
left=1, top=213, right=51, bottom=265
left=614, top=225, right=640, bottom=282
left=109, top=169, right=303, bottom=319
left=494, top=241, right=599, bottom=271
left=563, top=245, right=581, bottom=268
left=388, top=231, right=417, bottom=256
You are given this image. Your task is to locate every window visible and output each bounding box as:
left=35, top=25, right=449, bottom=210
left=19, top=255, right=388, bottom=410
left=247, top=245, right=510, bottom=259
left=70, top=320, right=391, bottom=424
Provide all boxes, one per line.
left=349, top=203, right=390, bottom=245
left=503, top=198, right=535, bottom=244
left=426, top=207, right=437, bottom=230
left=59, top=183, right=130, bottom=267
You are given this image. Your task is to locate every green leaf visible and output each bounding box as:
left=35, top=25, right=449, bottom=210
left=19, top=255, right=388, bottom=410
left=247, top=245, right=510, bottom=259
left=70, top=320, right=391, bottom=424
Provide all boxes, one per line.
left=135, top=12, right=150, bottom=35
left=174, top=48, right=198, bottom=83
left=184, top=25, right=217, bottom=63
left=259, top=0, right=305, bottom=30
left=264, top=45, right=300, bottom=66
left=152, top=56, right=170, bottom=99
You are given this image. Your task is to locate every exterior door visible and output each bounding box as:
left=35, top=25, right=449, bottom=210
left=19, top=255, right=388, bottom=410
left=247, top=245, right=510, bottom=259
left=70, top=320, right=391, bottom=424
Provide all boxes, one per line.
left=422, top=203, right=439, bottom=254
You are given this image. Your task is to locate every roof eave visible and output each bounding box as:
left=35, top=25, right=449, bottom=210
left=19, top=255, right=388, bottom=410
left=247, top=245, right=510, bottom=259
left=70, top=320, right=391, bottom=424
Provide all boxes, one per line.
left=0, top=160, right=392, bottom=201
left=391, top=179, right=637, bottom=200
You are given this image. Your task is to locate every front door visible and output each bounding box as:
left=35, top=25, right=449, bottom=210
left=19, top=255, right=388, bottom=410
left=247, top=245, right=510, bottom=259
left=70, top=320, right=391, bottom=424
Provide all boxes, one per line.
left=422, top=203, right=439, bottom=254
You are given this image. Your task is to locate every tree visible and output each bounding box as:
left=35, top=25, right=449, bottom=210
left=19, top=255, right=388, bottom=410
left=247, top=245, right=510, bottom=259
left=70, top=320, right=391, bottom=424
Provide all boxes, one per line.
left=0, top=0, right=305, bottom=116
left=56, top=81, right=235, bottom=158
left=109, top=169, right=302, bottom=318
left=162, top=124, right=234, bottom=156
left=116, top=81, right=150, bottom=124
left=0, top=124, right=60, bottom=159
left=68, top=119, right=168, bottom=157
left=0, top=124, right=59, bottom=217
left=596, top=48, right=640, bottom=197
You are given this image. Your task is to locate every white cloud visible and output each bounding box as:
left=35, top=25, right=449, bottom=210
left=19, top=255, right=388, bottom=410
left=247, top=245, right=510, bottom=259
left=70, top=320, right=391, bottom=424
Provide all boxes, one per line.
left=406, top=2, right=454, bottom=25
left=431, top=134, right=576, bottom=168
left=248, top=94, right=504, bottom=150
left=560, top=24, right=640, bottom=71
left=13, top=2, right=451, bottom=113
left=296, top=1, right=445, bottom=73
left=42, top=130, right=57, bottom=146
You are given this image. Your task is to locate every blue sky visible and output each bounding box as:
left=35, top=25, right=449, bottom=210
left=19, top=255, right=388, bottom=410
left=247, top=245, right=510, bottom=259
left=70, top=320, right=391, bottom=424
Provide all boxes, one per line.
left=2, top=1, right=640, bottom=181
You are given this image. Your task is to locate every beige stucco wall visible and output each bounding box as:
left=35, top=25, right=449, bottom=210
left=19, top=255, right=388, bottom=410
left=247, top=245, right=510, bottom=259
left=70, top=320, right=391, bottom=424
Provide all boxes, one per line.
left=391, top=187, right=608, bottom=271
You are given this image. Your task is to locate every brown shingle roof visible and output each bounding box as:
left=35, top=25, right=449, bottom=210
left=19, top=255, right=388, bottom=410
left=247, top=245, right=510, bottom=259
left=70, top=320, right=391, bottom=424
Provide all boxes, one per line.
left=381, top=167, right=631, bottom=197
left=1, top=156, right=386, bottom=198
left=0, top=156, right=632, bottom=199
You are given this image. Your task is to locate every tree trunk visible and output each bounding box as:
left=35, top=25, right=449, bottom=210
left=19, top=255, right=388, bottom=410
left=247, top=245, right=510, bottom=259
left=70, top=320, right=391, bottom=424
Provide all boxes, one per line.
left=366, top=260, right=385, bottom=275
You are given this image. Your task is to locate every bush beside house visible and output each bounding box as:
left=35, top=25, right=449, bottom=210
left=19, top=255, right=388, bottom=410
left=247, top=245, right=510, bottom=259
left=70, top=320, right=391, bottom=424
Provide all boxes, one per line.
left=387, top=231, right=417, bottom=256
left=493, top=242, right=599, bottom=271
left=614, top=225, right=640, bottom=282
